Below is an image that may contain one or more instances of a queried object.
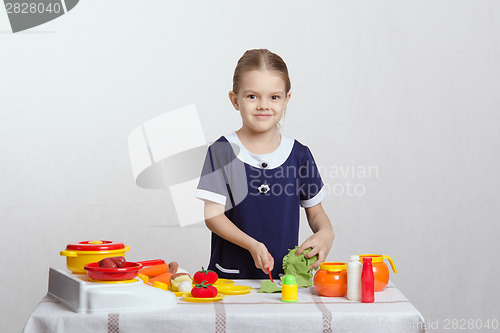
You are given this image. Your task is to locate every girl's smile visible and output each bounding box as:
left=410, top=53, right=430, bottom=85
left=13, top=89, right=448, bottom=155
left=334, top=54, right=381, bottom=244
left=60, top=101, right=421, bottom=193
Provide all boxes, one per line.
left=255, top=114, right=272, bottom=119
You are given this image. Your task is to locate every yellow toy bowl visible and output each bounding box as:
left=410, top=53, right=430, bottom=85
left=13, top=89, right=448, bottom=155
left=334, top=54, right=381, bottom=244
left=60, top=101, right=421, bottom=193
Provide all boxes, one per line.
left=60, top=240, right=130, bottom=274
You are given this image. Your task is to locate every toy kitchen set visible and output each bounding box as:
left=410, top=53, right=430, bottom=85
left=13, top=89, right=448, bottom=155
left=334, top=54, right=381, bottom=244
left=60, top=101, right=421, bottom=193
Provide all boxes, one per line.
left=49, top=239, right=399, bottom=314
left=51, top=240, right=178, bottom=313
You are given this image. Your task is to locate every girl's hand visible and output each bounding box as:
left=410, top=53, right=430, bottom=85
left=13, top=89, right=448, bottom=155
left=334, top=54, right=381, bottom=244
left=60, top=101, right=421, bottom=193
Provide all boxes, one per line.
left=204, top=201, right=275, bottom=274
left=249, top=241, right=274, bottom=274
left=296, top=229, right=334, bottom=270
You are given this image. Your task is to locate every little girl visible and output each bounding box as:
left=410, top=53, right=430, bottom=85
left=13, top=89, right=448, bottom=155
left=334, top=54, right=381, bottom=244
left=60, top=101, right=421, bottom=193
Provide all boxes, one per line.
left=196, top=49, right=334, bottom=279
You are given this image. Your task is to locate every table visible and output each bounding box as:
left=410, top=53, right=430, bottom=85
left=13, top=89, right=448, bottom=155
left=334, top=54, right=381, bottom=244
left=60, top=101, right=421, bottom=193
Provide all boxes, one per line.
left=24, top=280, right=426, bottom=333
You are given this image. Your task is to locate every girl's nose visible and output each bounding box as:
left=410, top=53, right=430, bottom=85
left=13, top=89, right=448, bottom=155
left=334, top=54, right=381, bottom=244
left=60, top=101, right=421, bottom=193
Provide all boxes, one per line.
left=257, top=102, right=270, bottom=110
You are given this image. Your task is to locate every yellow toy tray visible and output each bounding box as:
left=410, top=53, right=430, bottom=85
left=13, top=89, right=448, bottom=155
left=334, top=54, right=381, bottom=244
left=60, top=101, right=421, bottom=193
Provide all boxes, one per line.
left=213, top=278, right=235, bottom=286
left=171, top=291, right=186, bottom=297
left=216, top=285, right=252, bottom=295
left=181, top=293, right=225, bottom=303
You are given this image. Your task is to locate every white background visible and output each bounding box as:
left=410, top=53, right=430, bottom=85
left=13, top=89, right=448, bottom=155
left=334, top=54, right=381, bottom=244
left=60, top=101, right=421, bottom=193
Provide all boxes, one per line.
left=1, top=1, right=500, bottom=332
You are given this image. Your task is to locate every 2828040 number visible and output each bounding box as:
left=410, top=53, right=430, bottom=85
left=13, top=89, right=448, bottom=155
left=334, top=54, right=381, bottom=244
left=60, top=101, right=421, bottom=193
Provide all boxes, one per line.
left=5, top=2, right=62, bottom=14
left=443, top=318, right=498, bottom=330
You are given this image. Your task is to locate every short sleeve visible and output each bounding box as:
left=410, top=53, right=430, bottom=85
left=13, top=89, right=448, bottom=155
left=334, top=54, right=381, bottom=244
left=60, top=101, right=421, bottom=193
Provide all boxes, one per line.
left=196, top=139, right=249, bottom=210
left=196, top=146, right=230, bottom=206
left=299, top=147, right=326, bottom=208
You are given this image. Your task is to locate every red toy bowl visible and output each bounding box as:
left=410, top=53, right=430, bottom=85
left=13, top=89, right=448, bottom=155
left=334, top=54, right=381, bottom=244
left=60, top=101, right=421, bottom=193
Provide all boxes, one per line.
left=84, top=259, right=164, bottom=281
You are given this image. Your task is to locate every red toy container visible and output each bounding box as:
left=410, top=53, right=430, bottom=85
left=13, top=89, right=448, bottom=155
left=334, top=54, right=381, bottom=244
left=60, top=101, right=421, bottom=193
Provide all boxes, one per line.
left=84, top=259, right=164, bottom=281
left=361, top=257, right=375, bottom=303
left=358, top=254, right=397, bottom=292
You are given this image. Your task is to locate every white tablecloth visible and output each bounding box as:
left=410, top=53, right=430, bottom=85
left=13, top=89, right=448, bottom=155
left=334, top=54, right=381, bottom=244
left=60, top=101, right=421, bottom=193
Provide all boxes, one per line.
left=24, top=280, right=426, bottom=333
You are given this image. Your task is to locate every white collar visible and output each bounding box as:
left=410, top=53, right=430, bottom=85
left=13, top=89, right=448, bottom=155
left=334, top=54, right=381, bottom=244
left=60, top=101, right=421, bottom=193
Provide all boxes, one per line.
left=224, top=132, right=295, bottom=169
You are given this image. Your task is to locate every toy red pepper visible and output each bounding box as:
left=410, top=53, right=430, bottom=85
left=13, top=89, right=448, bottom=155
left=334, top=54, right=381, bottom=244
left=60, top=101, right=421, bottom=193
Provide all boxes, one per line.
left=361, top=257, right=375, bottom=303
left=193, top=267, right=219, bottom=284
left=191, top=281, right=218, bottom=298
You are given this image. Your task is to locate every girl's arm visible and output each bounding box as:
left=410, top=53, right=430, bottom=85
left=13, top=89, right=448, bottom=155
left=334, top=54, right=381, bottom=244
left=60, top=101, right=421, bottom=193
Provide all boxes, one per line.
left=296, top=203, right=335, bottom=269
left=204, top=200, right=274, bottom=274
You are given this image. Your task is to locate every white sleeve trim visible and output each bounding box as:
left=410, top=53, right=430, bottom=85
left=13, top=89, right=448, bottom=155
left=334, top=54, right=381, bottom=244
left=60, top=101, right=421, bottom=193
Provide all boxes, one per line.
left=215, top=263, right=240, bottom=274
left=300, top=186, right=326, bottom=208
left=195, top=189, right=227, bottom=206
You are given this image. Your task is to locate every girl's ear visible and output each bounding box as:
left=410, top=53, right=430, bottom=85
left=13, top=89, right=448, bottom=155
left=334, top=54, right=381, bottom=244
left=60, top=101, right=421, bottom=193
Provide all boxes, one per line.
left=228, top=91, right=239, bottom=110
left=285, top=91, right=291, bottom=106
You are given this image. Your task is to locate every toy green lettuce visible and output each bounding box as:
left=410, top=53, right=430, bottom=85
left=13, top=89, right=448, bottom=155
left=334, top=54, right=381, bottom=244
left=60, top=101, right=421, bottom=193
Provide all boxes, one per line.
left=257, top=280, right=282, bottom=293
left=281, top=246, right=318, bottom=288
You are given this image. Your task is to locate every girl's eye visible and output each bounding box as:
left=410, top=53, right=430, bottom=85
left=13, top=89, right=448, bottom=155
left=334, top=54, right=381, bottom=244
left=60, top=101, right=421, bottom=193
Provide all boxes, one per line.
left=247, top=95, right=256, bottom=99
left=272, top=95, right=280, bottom=100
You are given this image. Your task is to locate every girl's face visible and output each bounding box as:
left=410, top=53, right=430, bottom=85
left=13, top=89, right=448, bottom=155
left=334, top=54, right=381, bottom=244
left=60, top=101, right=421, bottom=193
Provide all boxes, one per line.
left=229, top=70, right=291, bottom=135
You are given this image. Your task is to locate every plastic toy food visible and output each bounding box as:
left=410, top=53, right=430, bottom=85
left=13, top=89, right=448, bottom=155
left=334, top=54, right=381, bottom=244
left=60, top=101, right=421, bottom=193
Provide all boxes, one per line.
left=178, top=280, right=192, bottom=293
left=282, top=247, right=318, bottom=288
left=137, top=273, right=149, bottom=284
left=139, top=263, right=169, bottom=277
left=258, top=280, right=282, bottom=293
left=168, top=262, right=179, bottom=275
left=191, top=282, right=218, bottom=298
left=152, top=281, right=169, bottom=291
left=98, top=256, right=127, bottom=268
left=138, top=261, right=179, bottom=278
left=193, top=267, right=218, bottom=284
left=138, top=261, right=180, bottom=286
left=149, top=272, right=172, bottom=286
left=98, top=258, right=117, bottom=268
left=170, top=273, right=193, bottom=292
left=111, top=256, right=127, bottom=268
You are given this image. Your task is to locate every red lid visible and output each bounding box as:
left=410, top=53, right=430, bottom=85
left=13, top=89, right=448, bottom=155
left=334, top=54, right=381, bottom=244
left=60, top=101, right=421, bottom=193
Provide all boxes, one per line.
left=66, top=240, right=126, bottom=251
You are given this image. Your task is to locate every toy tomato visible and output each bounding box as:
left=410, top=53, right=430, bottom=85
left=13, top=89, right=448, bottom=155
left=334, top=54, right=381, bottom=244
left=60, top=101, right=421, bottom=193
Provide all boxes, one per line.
left=193, top=267, right=218, bottom=284
left=191, top=281, right=218, bottom=298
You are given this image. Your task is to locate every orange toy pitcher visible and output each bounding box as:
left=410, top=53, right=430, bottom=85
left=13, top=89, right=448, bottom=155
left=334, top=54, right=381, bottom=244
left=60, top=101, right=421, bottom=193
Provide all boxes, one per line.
left=313, top=262, right=347, bottom=297
left=358, top=254, right=397, bottom=292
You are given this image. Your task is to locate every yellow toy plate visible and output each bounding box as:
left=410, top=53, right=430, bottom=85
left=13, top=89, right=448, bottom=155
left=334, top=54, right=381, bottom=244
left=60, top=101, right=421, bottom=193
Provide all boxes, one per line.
left=216, top=285, right=252, bottom=295
left=88, top=278, right=138, bottom=284
left=181, top=293, right=225, bottom=303
left=213, top=278, right=235, bottom=286
left=171, top=290, right=187, bottom=297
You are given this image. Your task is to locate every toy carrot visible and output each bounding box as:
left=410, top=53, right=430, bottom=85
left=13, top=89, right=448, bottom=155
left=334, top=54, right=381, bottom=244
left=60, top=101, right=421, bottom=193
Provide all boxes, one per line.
left=139, top=263, right=169, bottom=277
left=149, top=272, right=172, bottom=286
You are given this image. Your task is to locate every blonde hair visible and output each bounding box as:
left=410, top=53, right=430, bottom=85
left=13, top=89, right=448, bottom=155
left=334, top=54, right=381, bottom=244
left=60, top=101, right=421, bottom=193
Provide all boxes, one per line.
left=232, top=49, right=291, bottom=94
